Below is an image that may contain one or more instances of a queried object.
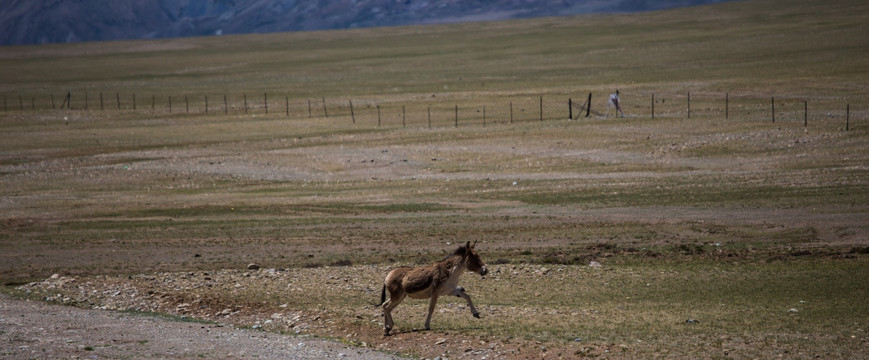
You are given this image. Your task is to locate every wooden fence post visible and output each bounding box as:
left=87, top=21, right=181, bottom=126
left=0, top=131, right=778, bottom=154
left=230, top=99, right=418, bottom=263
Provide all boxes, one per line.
left=483, top=106, right=486, bottom=126
left=725, top=92, right=729, bottom=120
left=308, top=99, right=312, bottom=118
left=539, top=96, right=543, bottom=121
left=133, top=94, right=136, bottom=110
left=322, top=97, right=328, bottom=118
left=377, top=105, right=381, bottom=127
left=428, top=106, right=432, bottom=129
left=804, top=100, right=808, bottom=127
left=455, top=105, right=458, bottom=128
left=169, top=96, right=172, bottom=113
left=771, top=97, right=775, bottom=123
left=846, top=104, right=850, bottom=131
left=510, top=102, right=514, bottom=123
left=684, top=91, right=690, bottom=118
left=152, top=95, right=155, bottom=112
left=84, top=93, right=87, bottom=110
left=569, top=98, right=572, bottom=120
left=651, top=94, right=655, bottom=119
left=224, top=95, right=228, bottom=115
left=402, top=105, right=406, bottom=128
left=51, top=94, right=55, bottom=109
left=350, top=100, right=355, bottom=124
left=186, top=96, right=189, bottom=114
left=243, top=93, right=247, bottom=114
left=586, top=93, right=592, bottom=118
left=286, top=97, right=289, bottom=117
left=264, top=93, right=268, bottom=114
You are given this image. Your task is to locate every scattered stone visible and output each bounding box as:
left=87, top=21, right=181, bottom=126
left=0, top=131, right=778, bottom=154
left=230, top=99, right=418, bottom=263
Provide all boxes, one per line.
left=685, top=319, right=699, bottom=324
left=435, top=338, right=447, bottom=345
left=247, top=263, right=260, bottom=270
left=589, top=261, right=602, bottom=268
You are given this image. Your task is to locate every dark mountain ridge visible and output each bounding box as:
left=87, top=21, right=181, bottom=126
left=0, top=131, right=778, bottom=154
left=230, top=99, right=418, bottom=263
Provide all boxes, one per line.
left=0, top=0, right=732, bottom=46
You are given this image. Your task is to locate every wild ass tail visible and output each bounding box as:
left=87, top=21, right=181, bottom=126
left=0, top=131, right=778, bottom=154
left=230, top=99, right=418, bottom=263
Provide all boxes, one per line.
left=378, top=285, right=386, bottom=306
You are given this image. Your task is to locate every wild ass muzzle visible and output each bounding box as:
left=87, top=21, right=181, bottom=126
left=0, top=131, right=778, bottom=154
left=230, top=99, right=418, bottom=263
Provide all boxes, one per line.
left=379, top=241, right=488, bottom=336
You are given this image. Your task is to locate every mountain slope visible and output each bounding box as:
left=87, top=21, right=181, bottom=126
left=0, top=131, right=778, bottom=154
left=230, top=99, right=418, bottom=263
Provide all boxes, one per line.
left=0, top=0, right=730, bottom=46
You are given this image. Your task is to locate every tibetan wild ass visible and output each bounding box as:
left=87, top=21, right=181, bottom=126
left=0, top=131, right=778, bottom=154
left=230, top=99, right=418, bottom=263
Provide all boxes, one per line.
left=379, top=241, right=488, bottom=336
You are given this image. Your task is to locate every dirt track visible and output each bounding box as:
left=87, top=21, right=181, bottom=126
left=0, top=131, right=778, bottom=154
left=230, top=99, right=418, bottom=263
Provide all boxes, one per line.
left=0, top=293, right=404, bottom=360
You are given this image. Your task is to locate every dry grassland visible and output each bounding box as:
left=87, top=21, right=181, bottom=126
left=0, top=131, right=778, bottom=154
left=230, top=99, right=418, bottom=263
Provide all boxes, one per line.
left=2, top=0, right=868, bottom=358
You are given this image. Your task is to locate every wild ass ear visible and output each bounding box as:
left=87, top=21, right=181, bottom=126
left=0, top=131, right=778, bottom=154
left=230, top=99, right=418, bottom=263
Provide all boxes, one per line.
left=466, top=241, right=472, bottom=250
left=472, top=240, right=478, bottom=249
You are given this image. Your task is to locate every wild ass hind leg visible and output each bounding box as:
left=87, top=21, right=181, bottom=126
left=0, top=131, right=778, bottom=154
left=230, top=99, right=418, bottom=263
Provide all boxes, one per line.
left=451, top=286, right=480, bottom=318
left=382, top=292, right=405, bottom=336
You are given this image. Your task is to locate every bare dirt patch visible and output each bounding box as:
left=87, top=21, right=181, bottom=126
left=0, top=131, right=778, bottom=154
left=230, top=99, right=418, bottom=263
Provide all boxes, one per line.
left=0, top=291, right=403, bottom=360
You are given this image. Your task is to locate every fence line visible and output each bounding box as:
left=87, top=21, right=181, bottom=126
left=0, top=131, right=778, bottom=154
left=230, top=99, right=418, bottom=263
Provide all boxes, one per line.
left=1, top=91, right=863, bottom=131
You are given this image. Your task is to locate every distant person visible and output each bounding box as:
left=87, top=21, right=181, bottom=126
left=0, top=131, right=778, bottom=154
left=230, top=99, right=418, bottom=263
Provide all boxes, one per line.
left=606, top=90, right=624, bottom=118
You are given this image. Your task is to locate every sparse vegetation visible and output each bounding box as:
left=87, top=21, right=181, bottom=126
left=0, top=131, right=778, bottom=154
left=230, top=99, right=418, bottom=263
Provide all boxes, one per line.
left=1, top=0, right=867, bottom=358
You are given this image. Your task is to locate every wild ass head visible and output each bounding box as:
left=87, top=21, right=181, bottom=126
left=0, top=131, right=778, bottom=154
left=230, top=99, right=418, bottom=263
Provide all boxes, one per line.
left=458, top=241, right=487, bottom=276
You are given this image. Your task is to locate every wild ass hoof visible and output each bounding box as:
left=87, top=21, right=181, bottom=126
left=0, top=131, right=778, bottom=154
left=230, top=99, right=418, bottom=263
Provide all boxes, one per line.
left=473, top=312, right=481, bottom=319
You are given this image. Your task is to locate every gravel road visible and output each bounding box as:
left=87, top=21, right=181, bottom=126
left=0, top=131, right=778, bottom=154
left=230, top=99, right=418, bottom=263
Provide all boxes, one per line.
left=0, top=293, right=404, bottom=359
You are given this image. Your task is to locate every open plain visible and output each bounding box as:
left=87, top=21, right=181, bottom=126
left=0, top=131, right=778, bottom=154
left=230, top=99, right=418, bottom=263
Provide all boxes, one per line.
left=2, top=0, right=868, bottom=358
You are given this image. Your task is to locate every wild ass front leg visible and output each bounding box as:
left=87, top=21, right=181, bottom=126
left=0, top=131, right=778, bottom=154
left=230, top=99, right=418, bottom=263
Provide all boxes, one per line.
left=451, top=286, right=480, bottom=318
left=424, top=295, right=439, bottom=330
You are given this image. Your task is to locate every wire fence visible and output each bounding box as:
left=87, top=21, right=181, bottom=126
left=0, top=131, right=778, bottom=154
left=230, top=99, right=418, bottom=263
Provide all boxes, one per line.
left=2, top=91, right=863, bottom=131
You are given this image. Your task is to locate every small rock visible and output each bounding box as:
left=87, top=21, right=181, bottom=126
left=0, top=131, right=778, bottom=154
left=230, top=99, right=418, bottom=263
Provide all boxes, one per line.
left=589, top=261, right=602, bottom=268
left=247, top=263, right=260, bottom=270
left=435, top=338, right=447, bottom=345
left=685, top=319, right=699, bottom=324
